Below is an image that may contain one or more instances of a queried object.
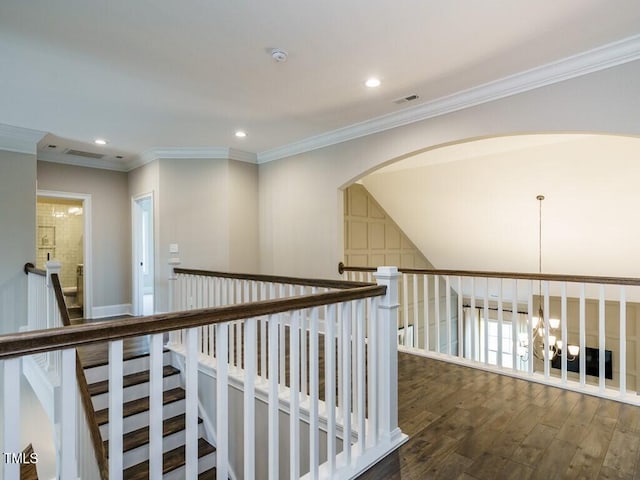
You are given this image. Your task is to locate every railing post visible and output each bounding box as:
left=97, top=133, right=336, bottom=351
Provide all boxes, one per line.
left=374, top=266, right=402, bottom=444
left=46, top=260, right=62, bottom=370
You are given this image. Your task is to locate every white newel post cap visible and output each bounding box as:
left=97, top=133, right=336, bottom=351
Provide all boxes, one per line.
left=374, top=266, right=400, bottom=306
left=45, top=260, right=62, bottom=287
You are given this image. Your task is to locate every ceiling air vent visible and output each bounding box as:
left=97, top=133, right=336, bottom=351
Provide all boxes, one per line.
left=393, top=94, right=420, bottom=105
left=64, top=149, right=105, bottom=159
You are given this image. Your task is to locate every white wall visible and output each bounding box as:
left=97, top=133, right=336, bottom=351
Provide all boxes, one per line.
left=258, top=60, right=640, bottom=278
left=363, top=134, right=640, bottom=277
left=37, top=161, right=131, bottom=312
left=0, top=150, right=36, bottom=333
left=129, top=158, right=260, bottom=312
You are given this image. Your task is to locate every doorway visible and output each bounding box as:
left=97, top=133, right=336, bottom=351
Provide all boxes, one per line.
left=132, top=193, right=154, bottom=316
left=36, top=190, right=92, bottom=319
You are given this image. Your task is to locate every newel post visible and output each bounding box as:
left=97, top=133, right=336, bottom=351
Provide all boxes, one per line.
left=45, top=261, right=62, bottom=329
left=374, top=266, right=402, bottom=443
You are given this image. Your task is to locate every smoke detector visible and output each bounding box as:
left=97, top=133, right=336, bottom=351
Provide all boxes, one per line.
left=271, top=49, right=288, bottom=62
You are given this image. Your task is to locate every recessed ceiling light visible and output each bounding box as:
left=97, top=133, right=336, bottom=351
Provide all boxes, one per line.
left=94, top=139, right=107, bottom=145
left=235, top=131, right=247, bottom=138
left=365, top=78, right=381, bottom=88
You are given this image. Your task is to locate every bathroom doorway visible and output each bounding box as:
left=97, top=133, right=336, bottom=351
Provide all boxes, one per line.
left=132, top=193, right=154, bottom=316
left=36, top=191, right=92, bottom=319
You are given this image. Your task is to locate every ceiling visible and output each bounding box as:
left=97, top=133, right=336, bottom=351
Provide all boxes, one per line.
left=2, top=0, right=640, bottom=170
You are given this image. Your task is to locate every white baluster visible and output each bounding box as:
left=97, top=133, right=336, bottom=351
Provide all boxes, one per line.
left=309, top=306, right=320, bottom=479
left=356, top=298, right=366, bottom=455
left=528, top=280, right=534, bottom=375
left=561, top=282, right=568, bottom=384
left=149, top=333, right=163, bottom=479
left=325, top=304, right=337, bottom=475
left=244, top=317, right=257, bottom=480
left=341, top=302, right=352, bottom=466
left=413, top=275, right=419, bottom=349
left=290, top=310, right=301, bottom=478
left=424, top=275, right=429, bottom=352
left=543, top=281, right=550, bottom=380
left=186, top=327, right=199, bottom=479
left=497, top=278, right=503, bottom=368
left=61, top=348, right=78, bottom=480
left=579, top=284, right=586, bottom=386
left=470, top=278, right=476, bottom=361
left=217, top=323, right=229, bottom=480
left=599, top=285, right=606, bottom=392
left=402, top=273, right=409, bottom=347
left=3, top=357, right=21, bottom=480
left=434, top=275, right=440, bottom=354
left=483, top=278, right=489, bottom=365
left=109, top=340, right=123, bottom=480
left=620, top=286, right=627, bottom=396
left=445, top=276, right=451, bottom=356
left=268, top=314, right=280, bottom=480
left=368, top=297, right=379, bottom=445
left=457, top=276, right=463, bottom=358
left=512, top=279, right=518, bottom=371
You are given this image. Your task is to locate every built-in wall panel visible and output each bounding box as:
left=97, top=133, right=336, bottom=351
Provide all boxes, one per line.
left=344, top=184, right=458, bottom=352
left=343, top=183, right=432, bottom=269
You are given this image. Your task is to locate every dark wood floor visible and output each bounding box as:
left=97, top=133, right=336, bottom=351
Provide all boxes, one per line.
left=358, top=352, right=640, bottom=480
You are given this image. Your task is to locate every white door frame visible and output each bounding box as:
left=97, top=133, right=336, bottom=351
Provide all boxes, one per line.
left=132, top=192, right=154, bottom=316
left=37, top=189, right=93, bottom=318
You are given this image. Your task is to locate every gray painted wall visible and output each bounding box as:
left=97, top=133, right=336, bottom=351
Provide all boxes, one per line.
left=37, top=161, right=131, bottom=311
left=0, top=150, right=36, bottom=333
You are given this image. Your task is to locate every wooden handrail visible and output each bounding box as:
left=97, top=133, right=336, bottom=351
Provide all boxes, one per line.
left=0, top=285, right=386, bottom=360
left=24, top=262, right=46, bottom=277
left=338, top=262, right=640, bottom=287
left=174, top=267, right=373, bottom=289
left=50, top=271, right=108, bottom=479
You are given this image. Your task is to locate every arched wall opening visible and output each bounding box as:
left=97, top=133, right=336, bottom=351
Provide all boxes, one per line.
left=343, top=132, right=640, bottom=278
left=257, top=59, right=640, bottom=279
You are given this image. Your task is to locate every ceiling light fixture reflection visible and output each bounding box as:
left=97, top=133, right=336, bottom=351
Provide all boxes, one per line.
left=365, top=78, right=381, bottom=88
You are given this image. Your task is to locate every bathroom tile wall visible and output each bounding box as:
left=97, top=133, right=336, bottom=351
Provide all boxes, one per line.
left=36, top=200, right=83, bottom=290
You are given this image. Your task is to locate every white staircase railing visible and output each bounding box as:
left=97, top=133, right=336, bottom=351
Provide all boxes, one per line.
left=340, top=262, right=640, bottom=406
left=23, top=261, right=102, bottom=479
left=7, top=266, right=406, bottom=480
left=169, top=267, right=407, bottom=479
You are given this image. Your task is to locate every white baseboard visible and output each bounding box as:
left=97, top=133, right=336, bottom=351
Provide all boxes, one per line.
left=90, top=303, right=132, bottom=319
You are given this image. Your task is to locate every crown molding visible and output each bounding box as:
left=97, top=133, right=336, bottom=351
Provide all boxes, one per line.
left=0, top=124, right=47, bottom=155
left=135, top=147, right=257, bottom=170
left=257, top=34, right=640, bottom=164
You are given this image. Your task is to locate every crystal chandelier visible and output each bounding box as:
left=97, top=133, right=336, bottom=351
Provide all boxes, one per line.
left=518, top=195, right=580, bottom=362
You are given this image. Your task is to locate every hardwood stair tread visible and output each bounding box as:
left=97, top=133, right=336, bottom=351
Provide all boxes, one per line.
left=104, top=413, right=203, bottom=453
left=88, top=365, right=179, bottom=396
left=80, top=347, right=170, bottom=370
left=95, top=387, right=186, bottom=426
left=123, top=437, right=215, bottom=480
left=198, top=467, right=218, bottom=479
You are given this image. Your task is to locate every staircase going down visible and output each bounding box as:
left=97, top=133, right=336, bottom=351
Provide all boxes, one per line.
left=83, top=347, right=218, bottom=479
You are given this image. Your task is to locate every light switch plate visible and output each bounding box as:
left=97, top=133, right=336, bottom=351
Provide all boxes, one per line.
left=169, top=243, right=179, bottom=253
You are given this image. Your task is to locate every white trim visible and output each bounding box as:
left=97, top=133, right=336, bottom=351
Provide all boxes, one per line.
left=37, top=151, right=129, bottom=172
left=37, top=189, right=93, bottom=320
left=91, top=303, right=132, bottom=319
left=131, top=192, right=155, bottom=316
left=257, top=33, right=640, bottom=163
left=134, top=147, right=257, bottom=170
left=0, top=123, right=47, bottom=154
